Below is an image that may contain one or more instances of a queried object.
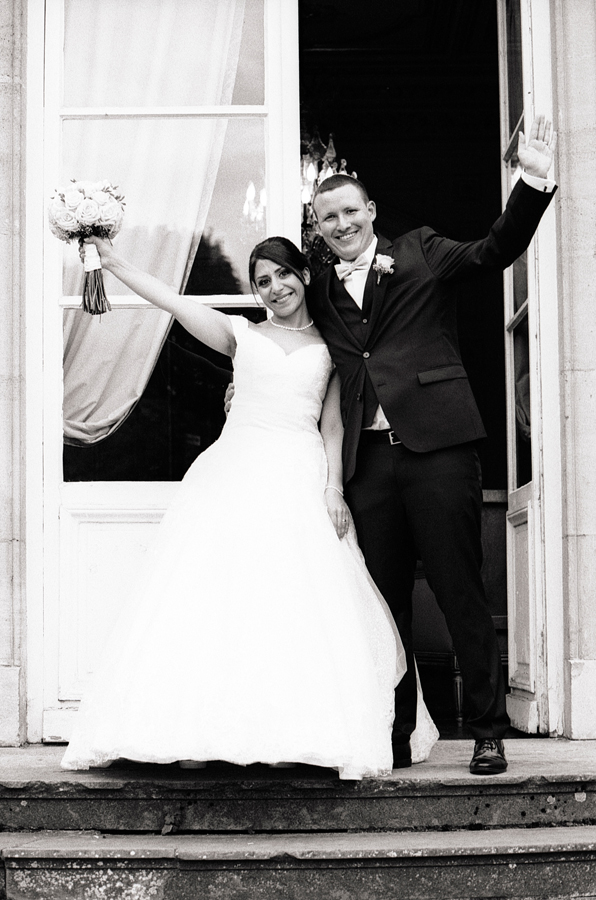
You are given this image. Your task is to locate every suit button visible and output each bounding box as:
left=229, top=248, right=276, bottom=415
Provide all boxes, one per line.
left=356, top=393, right=362, bottom=401
left=363, top=351, right=370, bottom=359
left=362, top=318, right=368, bottom=324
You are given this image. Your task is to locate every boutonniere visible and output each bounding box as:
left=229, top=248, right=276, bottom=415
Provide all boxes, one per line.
left=372, top=253, right=394, bottom=284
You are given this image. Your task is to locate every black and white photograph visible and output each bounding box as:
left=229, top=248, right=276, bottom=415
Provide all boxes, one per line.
left=1, top=0, right=595, bottom=897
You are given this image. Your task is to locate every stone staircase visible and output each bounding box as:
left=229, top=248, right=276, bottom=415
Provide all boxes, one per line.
left=1, top=739, right=596, bottom=899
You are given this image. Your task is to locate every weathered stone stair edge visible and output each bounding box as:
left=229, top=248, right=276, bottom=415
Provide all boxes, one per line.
left=2, top=738, right=594, bottom=784
left=2, top=776, right=596, bottom=834
left=2, top=826, right=596, bottom=860
left=1, top=741, right=595, bottom=835
left=2, top=787, right=595, bottom=835
left=3, top=770, right=596, bottom=793
left=5, top=832, right=596, bottom=900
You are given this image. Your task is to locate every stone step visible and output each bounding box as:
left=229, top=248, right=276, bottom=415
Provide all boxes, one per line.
left=1, top=740, right=595, bottom=834
left=2, top=826, right=596, bottom=899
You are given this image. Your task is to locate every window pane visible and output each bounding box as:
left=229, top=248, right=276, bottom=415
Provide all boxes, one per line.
left=506, top=0, right=523, bottom=135
left=513, top=316, right=531, bottom=488
left=186, top=119, right=267, bottom=295
left=63, top=311, right=266, bottom=482
left=232, top=0, right=265, bottom=105
left=512, top=252, right=531, bottom=488
left=61, top=117, right=266, bottom=297
left=63, top=0, right=264, bottom=107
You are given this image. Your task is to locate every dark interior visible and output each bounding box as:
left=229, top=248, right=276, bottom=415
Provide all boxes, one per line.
left=300, top=0, right=506, bottom=491
left=299, top=0, right=508, bottom=732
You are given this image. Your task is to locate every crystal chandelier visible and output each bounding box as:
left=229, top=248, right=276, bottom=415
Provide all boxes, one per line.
left=242, top=181, right=267, bottom=226
left=300, top=130, right=356, bottom=276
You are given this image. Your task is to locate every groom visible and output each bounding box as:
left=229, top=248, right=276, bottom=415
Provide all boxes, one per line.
left=307, top=115, right=557, bottom=774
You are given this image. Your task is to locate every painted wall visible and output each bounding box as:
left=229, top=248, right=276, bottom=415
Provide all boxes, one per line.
left=553, top=0, right=596, bottom=738
left=0, top=0, right=25, bottom=745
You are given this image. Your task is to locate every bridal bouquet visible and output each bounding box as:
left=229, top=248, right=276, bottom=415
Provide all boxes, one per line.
left=48, top=179, right=125, bottom=315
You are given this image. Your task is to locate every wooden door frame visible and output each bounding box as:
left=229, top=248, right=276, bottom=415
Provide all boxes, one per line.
left=25, top=0, right=301, bottom=742
left=497, top=0, right=564, bottom=734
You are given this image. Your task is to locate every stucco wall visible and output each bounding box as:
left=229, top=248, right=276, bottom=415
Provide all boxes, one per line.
left=0, top=0, right=25, bottom=744
left=553, top=0, right=596, bottom=738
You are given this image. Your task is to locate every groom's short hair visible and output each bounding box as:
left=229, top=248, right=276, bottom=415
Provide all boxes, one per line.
left=312, top=174, right=370, bottom=212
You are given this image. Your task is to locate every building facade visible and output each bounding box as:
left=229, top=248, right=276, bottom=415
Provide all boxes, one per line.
left=1, top=0, right=595, bottom=746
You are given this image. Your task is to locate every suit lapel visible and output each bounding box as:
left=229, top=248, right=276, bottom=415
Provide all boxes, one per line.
left=365, top=235, right=394, bottom=339
left=361, top=267, right=375, bottom=319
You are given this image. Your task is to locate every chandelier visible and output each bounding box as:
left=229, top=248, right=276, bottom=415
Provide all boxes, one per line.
left=300, top=130, right=356, bottom=276
left=243, top=181, right=267, bottom=225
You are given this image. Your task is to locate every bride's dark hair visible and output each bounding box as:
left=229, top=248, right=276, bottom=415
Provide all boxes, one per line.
left=248, top=237, right=310, bottom=289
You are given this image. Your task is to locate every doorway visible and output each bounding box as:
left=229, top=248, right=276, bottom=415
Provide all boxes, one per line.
left=298, top=0, right=507, bottom=732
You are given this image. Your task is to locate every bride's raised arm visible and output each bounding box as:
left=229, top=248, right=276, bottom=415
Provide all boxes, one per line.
left=82, top=236, right=236, bottom=357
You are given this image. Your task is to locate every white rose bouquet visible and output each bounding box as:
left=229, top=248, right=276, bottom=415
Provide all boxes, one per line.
left=48, top=179, right=125, bottom=315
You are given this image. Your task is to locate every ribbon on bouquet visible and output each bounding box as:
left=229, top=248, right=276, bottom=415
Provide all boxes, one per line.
left=81, top=241, right=112, bottom=315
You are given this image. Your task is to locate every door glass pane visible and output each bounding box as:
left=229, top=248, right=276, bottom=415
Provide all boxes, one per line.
left=506, top=0, right=523, bottom=135
left=232, top=0, right=265, bottom=105
left=59, top=0, right=267, bottom=486
left=63, top=310, right=267, bottom=482
left=512, top=253, right=531, bottom=488
left=61, top=117, right=266, bottom=297
left=186, top=119, right=267, bottom=295
left=63, top=0, right=264, bottom=107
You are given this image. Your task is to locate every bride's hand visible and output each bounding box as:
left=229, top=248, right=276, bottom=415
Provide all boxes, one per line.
left=79, top=235, right=116, bottom=270
left=325, top=487, right=352, bottom=540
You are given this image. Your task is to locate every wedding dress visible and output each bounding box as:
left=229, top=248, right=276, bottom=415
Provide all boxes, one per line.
left=62, top=315, right=438, bottom=779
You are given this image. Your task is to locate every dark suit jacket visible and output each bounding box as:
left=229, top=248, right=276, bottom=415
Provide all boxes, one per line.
left=308, top=179, right=556, bottom=483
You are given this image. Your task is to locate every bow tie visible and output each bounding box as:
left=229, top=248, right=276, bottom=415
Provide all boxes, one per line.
left=335, top=253, right=370, bottom=281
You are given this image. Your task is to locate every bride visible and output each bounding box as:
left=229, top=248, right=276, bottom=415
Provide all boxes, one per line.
left=61, top=235, right=438, bottom=779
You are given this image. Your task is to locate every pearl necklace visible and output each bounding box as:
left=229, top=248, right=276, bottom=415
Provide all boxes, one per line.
left=269, top=318, right=314, bottom=332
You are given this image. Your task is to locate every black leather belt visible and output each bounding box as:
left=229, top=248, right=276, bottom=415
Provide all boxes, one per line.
left=360, top=429, right=402, bottom=445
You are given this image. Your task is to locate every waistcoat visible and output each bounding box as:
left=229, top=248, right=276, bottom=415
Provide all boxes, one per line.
left=329, top=274, right=379, bottom=427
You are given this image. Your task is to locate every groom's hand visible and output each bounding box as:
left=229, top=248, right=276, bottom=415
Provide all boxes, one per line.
left=518, top=114, right=557, bottom=179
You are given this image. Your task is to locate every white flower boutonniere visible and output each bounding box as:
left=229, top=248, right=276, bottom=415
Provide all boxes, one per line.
left=372, top=253, right=395, bottom=284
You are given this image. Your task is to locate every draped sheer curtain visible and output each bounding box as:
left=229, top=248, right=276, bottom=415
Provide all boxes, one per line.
left=62, top=0, right=245, bottom=445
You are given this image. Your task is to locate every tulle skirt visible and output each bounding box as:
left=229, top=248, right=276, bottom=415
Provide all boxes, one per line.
left=62, top=426, right=436, bottom=779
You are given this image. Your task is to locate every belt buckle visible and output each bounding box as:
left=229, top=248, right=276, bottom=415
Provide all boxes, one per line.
left=388, top=430, right=401, bottom=445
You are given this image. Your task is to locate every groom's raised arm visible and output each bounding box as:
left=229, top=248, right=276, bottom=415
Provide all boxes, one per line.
left=422, top=114, right=557, bottom=281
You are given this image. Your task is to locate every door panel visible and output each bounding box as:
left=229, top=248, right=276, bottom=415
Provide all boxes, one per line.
left=498, top=0, right=560, bottom=732
left=33, top=0, right=300, bottom=742
left=44, top=484, right=173, bottom=740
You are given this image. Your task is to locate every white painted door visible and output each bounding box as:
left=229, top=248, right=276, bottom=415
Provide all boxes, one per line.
left=497, top=0, right=563, bottom=733
left=26, top=0, right=301, bottom=742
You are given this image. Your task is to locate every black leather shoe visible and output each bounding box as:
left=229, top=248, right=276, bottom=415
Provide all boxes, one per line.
left=392, top=739, right=412, bottom=769
left=469, top=739, right=507, bottom=775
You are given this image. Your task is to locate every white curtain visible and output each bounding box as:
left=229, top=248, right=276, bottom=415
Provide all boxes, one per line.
left=62, top=0, right=245, bottom=445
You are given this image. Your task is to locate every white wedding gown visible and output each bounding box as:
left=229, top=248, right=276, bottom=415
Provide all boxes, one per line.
left=62, top=316, right=438, bottom=779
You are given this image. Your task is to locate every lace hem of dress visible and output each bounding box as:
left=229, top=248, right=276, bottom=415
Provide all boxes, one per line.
left=62, top=748, right=393, bottom=781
